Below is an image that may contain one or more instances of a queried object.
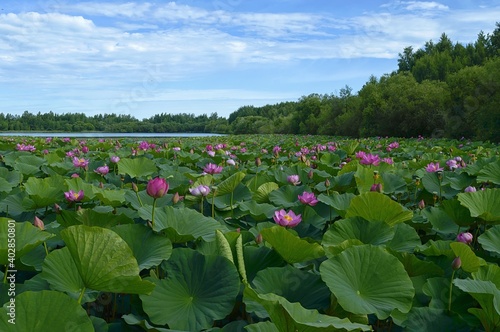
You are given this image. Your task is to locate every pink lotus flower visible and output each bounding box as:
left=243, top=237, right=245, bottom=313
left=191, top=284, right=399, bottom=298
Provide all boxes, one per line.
left=72, top=157, right=89, bottom=168
left=226, top=159, right=236, bottom=166
left=464, top=186, right=476, bottom=193
left=95, top=165, right=109, bottom=176
left=16, top=143, right=36, bottom=152
left=273, top=209, right=302, bottom=228
left=203, top=163, right=223, bottom=174
left=425, top=162, right=444, bottom=172
left=189, top=184, right=211, bottom=197
left=359, top=153, right=380, bottom=166
left=298, top=192, right=318, bottom=206
left=382, top=158, right=394, bottom=165
left=273, top=145, right=282, bottom=156
left=456, top=232, right=473, bottom=244
left=370, top=183, right=383, bottom=193
left=65, top=190, right=84, bottom=202
left=146, top=177, right=169, bottom=199
left=34, top=216, right=44, bottom=230
left=287, top=175, right=301, bottom=186
left=110, top=156, right=120, bottom=163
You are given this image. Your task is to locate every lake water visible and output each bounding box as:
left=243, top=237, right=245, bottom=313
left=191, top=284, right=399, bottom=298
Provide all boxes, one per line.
left=0, top=132, right=225, bottom=138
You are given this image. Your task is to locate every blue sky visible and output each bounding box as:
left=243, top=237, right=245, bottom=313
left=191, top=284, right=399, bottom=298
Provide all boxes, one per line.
left=0, top=1, right=499, bottom=119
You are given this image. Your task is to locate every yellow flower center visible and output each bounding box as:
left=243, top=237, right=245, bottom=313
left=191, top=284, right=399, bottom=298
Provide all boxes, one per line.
left=284, top=214, right=293, bottom=223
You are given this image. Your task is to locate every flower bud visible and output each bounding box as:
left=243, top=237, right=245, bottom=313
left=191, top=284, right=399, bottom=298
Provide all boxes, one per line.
left=132, top=182, right=139, bottom=193
left=146, top=177, right=169, bottom=199
left=456, top=232, right=473, bottom=244
left=370, top=183, right=383, bottom=193
left=452, top=256, right=461, bottom=270
left=255, top=233, right=263, bottom=244
left=172, top=192, right=180, bottom=204
left=325, top=178, right=331, bottom=187
left=418, top=199, right=425, bottom=210
left=255, top=157, right=261, bottom=167
left=34, top=216, right=44, bottom=230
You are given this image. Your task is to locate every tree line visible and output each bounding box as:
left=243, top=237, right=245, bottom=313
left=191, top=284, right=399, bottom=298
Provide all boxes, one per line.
left=1, top=23, right=499, bottom=141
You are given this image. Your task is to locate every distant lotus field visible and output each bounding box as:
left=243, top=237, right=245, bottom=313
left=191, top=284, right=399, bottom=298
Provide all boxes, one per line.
left=0, top=134, right=499, bottom=331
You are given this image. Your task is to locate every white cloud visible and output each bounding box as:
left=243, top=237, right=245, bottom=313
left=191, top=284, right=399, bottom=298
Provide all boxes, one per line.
left=403, top=1, right=449, bottom=11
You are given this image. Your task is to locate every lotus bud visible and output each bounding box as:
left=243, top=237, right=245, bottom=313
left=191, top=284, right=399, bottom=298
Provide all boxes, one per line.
left=325, top=178, right=330, bottom=188
left=373, top=170, right=379, bottom=180
left=132, top=182, right=139, bottom=193
left=255, top=233, right=263, bottom=244
left=255, top=157, right=261, bottom=167
left=308, top=169, right=314, bottom=179
left=146, top=177, right=169, bottom=199
left=34, top=216, right=44, bottom=230
left=418, top=199, right=425, bottom=210
left=370, top=183, right=383, bottom=193
left=172, top=192, right=180, bottom=204
left=54, top=203, right=61, bottom=214
left=456, top=232, right=473, bottom=244
left=452, top=256, right=461, bottom=270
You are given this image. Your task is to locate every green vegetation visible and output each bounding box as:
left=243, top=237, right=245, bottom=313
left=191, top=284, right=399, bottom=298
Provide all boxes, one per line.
left=1, top=23, right=499, bottom=141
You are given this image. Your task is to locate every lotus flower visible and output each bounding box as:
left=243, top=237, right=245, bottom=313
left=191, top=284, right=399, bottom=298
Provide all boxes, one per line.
left=464, top=186, right=476, bottom=193
left=203, top=163, right=223, bottom=174
left=64, top=190, right=84, bottom=202
left=110, top=156, right=120, bottom=163
left=95, top=165, right=109, bottom=176
left=425, top=162, right=443, bottom=172
left=146, top=177, right=169, bottom=199
left=34, top=216, right=44, bottom=230
left=456, top=232, right=473, bottom=244
left=298, top=192, right=319, bottom=206
left=287, top=175, right=301, bottom=186
left=189, top=184, right=211, bottom=197
left=72, top=157, right=89, bottom=168
left=273, top=209, right=302, bottom=228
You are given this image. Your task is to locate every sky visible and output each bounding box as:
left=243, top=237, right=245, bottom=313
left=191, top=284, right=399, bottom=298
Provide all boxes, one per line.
left=0, top=1, right=499, bottom=120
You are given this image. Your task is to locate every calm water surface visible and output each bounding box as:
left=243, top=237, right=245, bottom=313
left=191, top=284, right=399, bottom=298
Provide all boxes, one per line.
left=0, top=132, right=225, bottom=138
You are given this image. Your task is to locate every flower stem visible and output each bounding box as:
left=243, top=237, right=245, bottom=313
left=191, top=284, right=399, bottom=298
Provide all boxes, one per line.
left=448, top=269, right=456, bottom=312
left=43, top=242, right=49, bottom=256
left=78, top=287, right=86, bottom=305
left=151, top=198, right=157, bottom=229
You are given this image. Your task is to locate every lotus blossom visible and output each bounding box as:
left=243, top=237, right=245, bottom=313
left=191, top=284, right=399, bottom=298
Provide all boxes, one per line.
left=273, top=209, right=302, bottom=228
left=287, top=175, right=301, bottom=186
left=425, top=162, right=444, bottom=173
left=203, top=163, right=223, bottom=174
left=95, top=165, right=109, bottom=176
left=110, top=156, right=120, bottom=163
left=456, top=232, right=473, bottom=244
left=464, top=186, right=476, bottom=193
left=359, top=153, right=381, bottom=166
left=146, top=177, right=169, bottom=199
left=382, top=158, right=394, bottom=165
left=172, top=147, right=181, bottom=151
left=72, top=157, right=89, bottom=168
left=452, top=256, right=461, bottom=270
left=16, top=143, right=36, bottom=152
left=370, top=183, right=383, bottom=193
left=272, top=145, right=282, bottom=156
left=34, top=216, right=44, bottom=230
left=189, top=184, right=211, bottom=197
left=226, top=159, right=236, bottom=166
left=386, top=141, right=400, bottom=151
left=64, top=190, right=84, bottom=202
left=298, top=192, right=318, bottom=206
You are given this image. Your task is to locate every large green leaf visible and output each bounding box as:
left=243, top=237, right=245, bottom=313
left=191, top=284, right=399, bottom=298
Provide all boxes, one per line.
left=386, top=223, right=422, bottom=253
left=42, top=225, right=155, bottom=294
left=141, top=248, right=240, bottom=331
left=260, top=226, right=325, bottom=264
left=421, top=172, right=460, bottom=199
left=253, top=182, right=279, bottom=203
left=478, top=225, right=500, bottom=255
left=458, top=189, right=500, bottom=223
left=141, top=206, right=226, bottom=243
left=441, top=199, right=475, bottom=226
left=243, top=286, right=371, bottom=331
left=23, top=175, right=65, bottom=207
left=213, top=171, right=246, bottom=196
left=113, top=224, right=172, bottom=270
left=317, top=192, right=355, bottom=218
left=450, top=242, right=485, bottom=273
left=243, top=246, right=286, bottom=282
left=252, top=265, right=331, bottom=311
left=118, top=157, right=157, bottom=178
left=12, top=155, right=46, bottom=176
left=454, top=279, right=500, bottom=316
left=268, top=185, right=306, bottom=208
left=322, top=217, right=394, bottom=247
left=345, top=192, right=413, bottom=226
left=320, top=244, right=414, bottom=319
left=0, top=291, right=94, bottom=332
left=0, top=219, right=55, bottom=265
left=477, top=160, right=500, bottom=185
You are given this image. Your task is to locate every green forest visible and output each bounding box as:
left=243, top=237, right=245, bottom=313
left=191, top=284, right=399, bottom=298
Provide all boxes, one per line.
left=1, top=23, right=499, bottom=141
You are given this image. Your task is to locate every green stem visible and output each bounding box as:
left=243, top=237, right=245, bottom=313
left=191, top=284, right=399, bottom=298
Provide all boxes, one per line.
left=78, top=287, right=86, bottom=305
left=3, top=266, right=7, bottom=283
left=211, top=191, right=216, bottom=219
left=151, top=198, right=157, bottom=229
left=230, top=192, right=234, bottom=217
left=200, top=197, right=204, bottom=215
left=448, top=269, right=456, bottom=312
left=43, top=242, right=49, bottom=256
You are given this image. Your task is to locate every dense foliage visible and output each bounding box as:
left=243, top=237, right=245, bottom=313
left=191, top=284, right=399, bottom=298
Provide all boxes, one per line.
left=0, top=134, right=499, bottom=331
left=1, top=23, right=499, bottom=141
